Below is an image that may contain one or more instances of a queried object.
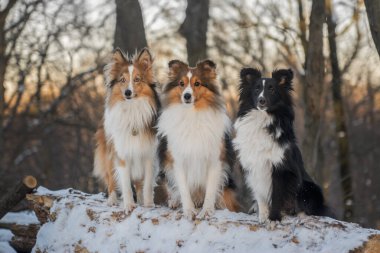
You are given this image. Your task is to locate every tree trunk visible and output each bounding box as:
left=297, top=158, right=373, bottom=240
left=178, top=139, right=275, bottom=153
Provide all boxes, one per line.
left=0, top=17, right=7, bottom=173
left=0, top=0, right=17, bottom=173
left=114, top=0, right=147, bottom=54
left=179, top=0, right=209, bottom=66
left=0, top=176, right=38, bottom=219
left=364, top=0, right=380, bottom=57
left=302, top=0, right=325, bottom=182
left=326, top=0, right=354, bottom=222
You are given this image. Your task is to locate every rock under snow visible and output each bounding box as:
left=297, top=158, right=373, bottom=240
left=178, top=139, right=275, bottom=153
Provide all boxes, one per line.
left=28, top=187, right=380, bottom=253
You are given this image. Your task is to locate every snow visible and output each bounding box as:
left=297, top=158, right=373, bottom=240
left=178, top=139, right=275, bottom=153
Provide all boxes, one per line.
left=0, top=242, right=16, bottom=253
left=0, top=201, right=39, bottom=253
left=0, top=211, right=39, bottom=226
left=31, top=187, right=380, bottom=253
left=0, top=227, right=17, bottom=253
left=0, top=229, right=15, bottom=253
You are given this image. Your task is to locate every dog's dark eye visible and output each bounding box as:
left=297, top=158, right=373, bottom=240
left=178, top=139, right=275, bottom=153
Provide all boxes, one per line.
left=119, top=77, right=126, bottom=83
left=255, top=87, right=260, bottom=93
left=134, top=77, right=141, bottom=83
left=194, top=81, right=200, bottom=87
left=269, top=85, right=274, bottom=92
left=179, top=80, right=185, bottom=87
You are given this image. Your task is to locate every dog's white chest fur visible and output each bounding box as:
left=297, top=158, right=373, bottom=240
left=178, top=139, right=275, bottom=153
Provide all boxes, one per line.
left=104, top=98, right=156, bottom=179
left=158, top=104, right=230, bottom=189
left=233, top=110, right=286, bottom=204
left=234, top=110, right=285, bottom=170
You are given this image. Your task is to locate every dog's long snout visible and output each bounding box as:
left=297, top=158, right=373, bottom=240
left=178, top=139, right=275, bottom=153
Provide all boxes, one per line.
left=258, top=97, right=266, bottom=106
left=125, top=89, right=132, bottom=99
left=184, top=93, right=192, bottom=101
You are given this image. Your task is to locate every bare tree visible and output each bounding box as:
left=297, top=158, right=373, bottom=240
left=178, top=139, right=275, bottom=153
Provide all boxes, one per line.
left=0, top=0, right=43, bottom=171
left=0, top=0, right=112, bottom=193
left=326, top=0, right=354, bottom=221
left=302, top=0, right=325, bottom=181
left=179, top=0, right=209, bottom=65
left=114, top=0, right=147, bottom=54
left=364, top=0, right=380, bottom=57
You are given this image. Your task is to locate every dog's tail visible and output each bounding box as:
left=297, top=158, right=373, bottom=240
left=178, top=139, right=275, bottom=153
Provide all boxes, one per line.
left=223, top=187, right=241, bottom=212
left=93, top=128, right=115, bottom=195
left=297, top=179, right=335, bottom=218
left=221, top=170, right=242, bottom=212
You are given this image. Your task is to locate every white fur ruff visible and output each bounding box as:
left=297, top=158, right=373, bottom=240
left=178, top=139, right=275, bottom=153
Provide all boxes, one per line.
left=233, top=110, right=287, bottom=222
left=158, top=104, right=230, bottom=217
left=104, top=97, right=158, bottom=210
left=105, top=98, right=156, bottom=169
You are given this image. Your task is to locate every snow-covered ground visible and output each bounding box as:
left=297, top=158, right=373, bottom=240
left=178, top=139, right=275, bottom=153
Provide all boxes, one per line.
left=0, top=229, right=15, bottom=253
left=0, top=210, right=39, bottom=225
left=0, top=210, right=39, bottom=253
left=32, top=187, right=380, bottom=253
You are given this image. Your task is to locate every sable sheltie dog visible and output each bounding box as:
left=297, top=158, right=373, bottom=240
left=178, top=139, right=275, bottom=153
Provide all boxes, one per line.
left=157, top=59, right=240, bottom=219
left=93, top=48, right=160, bottom=212
left=233, top=68, right=329, bottom=222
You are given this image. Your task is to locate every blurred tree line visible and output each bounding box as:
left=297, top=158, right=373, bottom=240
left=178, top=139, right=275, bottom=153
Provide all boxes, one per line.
left=0, top=0, right=379, bottom=229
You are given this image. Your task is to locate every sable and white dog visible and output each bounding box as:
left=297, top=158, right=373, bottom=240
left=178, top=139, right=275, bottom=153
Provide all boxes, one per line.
left=93, top=48, right=160, bottom=212
left=157, top=59, right=239, bottom=220
left=233, top=68, right=329, bottom=222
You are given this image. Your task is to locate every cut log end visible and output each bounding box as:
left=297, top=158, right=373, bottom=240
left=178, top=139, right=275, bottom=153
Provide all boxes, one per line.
left=0, top=176, right=38, bottom=220
left=23, top=176, right=37, bottom=189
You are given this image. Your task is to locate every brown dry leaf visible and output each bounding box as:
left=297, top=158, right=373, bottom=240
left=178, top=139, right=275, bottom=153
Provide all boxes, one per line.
left=291, top=236, right=300, bottom=244
left=74, top=244, right=90, bottom=253
left=111, top=211, right=127, bottom=222
left=249, top=225, right=259, bottom=232
left=151, top=218, right=159, bottom=225
left=49, top=211, right=57, bottom=222
left=86, top=209, right=97, bottom=221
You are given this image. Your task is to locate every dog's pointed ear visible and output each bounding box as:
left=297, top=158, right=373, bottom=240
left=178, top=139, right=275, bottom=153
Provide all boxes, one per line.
left=104, top=48, right=128, bottom=88
left=272, top=69, right=293, bottom=87
left=168, top=60, right=188, bottom=79
left=196, top=59, right=217, bottom=80
left=196, top=59, right=216, bottom=71
left=240, top=68, right=261, bottom=83
left=112, top=48, right=128, bottom=65
left=136, top=47, right=153, bottom=70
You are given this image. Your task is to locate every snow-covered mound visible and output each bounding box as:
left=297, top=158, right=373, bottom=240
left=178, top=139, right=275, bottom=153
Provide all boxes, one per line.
left=0, top=210, right=39, bottom=253
left=1, top=210, right=39, bottom=225
left=30, top=187, right=379, bottom=253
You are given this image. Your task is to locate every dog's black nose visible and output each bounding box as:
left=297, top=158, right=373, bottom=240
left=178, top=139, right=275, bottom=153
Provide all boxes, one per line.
left=184, top=93, right=192, bottom=101
left=125, top=89, right=132, bottom=98
left=258, top=97, right=266, bottom=105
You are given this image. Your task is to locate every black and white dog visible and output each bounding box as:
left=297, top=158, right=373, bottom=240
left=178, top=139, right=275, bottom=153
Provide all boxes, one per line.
left=233, top=68, right=329, bottom=222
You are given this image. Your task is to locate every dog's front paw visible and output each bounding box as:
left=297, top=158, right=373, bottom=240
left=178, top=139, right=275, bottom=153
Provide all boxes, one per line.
left=182, top=208, right=197, bottom=220
left=143, top=201, right=155, bottom=208
left=258, top=210, right=269, bottom=223
left=123, top=202, right=137, bottom=214
left=197, top=206, right=215, bottom=220
left=107, top=192, right=118, bottom=206
left=168, top=198, right=180, bottom=209
left=265, top=220, right=279, bottom=230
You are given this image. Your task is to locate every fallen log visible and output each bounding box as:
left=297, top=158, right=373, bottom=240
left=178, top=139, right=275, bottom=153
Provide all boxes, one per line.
left=0, top=216, right=40, bottom=253
left=10, top=223, right=40, bottom=238
left=10, top=236, right=36, bottom=253
left=0, top=176, right=37, bottom=220
left=25, top=187, right=380, bottom=253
